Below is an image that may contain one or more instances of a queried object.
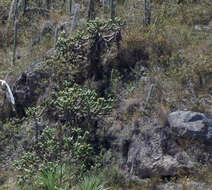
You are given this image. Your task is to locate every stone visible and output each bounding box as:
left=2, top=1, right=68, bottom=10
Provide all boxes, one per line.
left=157, top=181, right=212, bottom=190
left=168, top=111, right=212, bottom=142
left=12, top=69, right=49, bottom=116
left=108, top=111, right=212, bottom=179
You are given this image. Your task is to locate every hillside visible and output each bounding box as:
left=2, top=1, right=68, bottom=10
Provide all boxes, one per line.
left=0, top=0, right=212, bottom=189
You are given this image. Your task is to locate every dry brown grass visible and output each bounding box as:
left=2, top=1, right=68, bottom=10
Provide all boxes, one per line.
left=113, top=0, right=212, bottom=122
left=0, top=169, right=17, bottom=190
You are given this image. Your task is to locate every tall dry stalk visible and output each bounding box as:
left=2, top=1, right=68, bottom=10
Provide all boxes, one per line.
left=12, top=21, right=18, bottom=66
left=110, top=0, right=116, bottom=20
left=69, top=0, right=72, bottom=15
left=88, top=0, right=95, bottom=21
left=71, top=3, right=80, bottom=34
left=144, top=0, right=151, bottom=25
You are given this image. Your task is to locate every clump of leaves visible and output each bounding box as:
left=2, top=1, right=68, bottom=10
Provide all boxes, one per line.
left=0, top=118, right=23, bottom=161
left=75, top=175, right=109, bottom=190
left=35, top=164, right=70, bottom=190
left=14, top=126, right=60, bottom=185
left=14, top=124, right=96, bottom=187
left=46, top=17, right=123, bottom=86
left=14, top=83, right=113, bottom=187
left=51, top=83, right=113, bottom=126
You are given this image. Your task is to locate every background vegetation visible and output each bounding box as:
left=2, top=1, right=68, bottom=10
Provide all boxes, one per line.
left=0, top=0, right=212, bottom=189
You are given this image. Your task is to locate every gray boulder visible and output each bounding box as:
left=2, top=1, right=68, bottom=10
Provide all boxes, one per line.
left=168, top=111, right=212, bottom=142
left=125, top=127, right=194, bottom=178
left=109, top=111, right=212, bottom=179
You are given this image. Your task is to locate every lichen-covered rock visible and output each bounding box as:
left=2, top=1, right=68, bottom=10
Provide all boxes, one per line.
left=12, top=69, right=49, bottom=116
left=108, top=111, right=212, bottom=179
left=157, top=181, right=212, bottom=190
left=168, top=111, right=212, bottom=142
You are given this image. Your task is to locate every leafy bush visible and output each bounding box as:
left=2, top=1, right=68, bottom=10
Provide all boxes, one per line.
left=14, top=82, right=113, bottom=187
left=14, top=126, right=60, bottom=185
left=51, top=83, right=113, bottom=125
left=46, top=17, right=123, bottom=86
left=14, top=124, right=97, bottom=187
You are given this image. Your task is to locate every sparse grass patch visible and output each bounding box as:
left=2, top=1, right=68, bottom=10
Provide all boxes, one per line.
left=177, top=1, right=212, bottom=25
left=75, top=175, right=109, bottom=190
left=194, top=165, right=212, bottom=184
left=0, top=28, right=13, bottom=48
left=118, top=0, right=212, bottom=115
left=0, top=169, right=17, bottom=190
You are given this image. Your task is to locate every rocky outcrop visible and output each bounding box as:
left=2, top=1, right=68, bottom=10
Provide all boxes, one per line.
left=109, top=111, right=212, bottom=179
left=157, top=181, right=212, bottom=190
left=12, top=69, right=49, bottom=116
left=168, top=111, right=212, bottom=142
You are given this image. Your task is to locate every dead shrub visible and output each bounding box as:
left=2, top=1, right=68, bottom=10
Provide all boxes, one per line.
left=119, top=29, right=149, bottom=70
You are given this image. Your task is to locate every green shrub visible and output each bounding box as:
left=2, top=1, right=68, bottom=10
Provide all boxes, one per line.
left=75, top=175, right=109, bottom=190
left=46, top=17, right=123, bottom=86
left=51, top=83, right=113, bottom=125
left=14, top=126, right=60, bottom=185
left=14, top=82, right=114, bottom=187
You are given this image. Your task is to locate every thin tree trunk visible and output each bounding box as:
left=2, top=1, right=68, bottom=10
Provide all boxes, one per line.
left=45, top=0, right=51, bottom=9
left=54, top=26, right=59, bottom=50
left=71, top=3, right=80, bottom=34
left=110, top=0, right=116, bottom=21
left=88, top=0, right=95, bottom=21
left=12, top=21, right=18, bottom=65
left=144, top=0, right=151, bottom=25
left=69, top=0, right=72, bottom=15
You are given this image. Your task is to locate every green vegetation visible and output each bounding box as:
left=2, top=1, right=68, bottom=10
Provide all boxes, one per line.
left=51, top=83, right=113, bottom=123
left=0, top=0, right=212, bottom=189
left=75, top=176, right=108, bottom=190
left=13, top=83, right=114, bottom=188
